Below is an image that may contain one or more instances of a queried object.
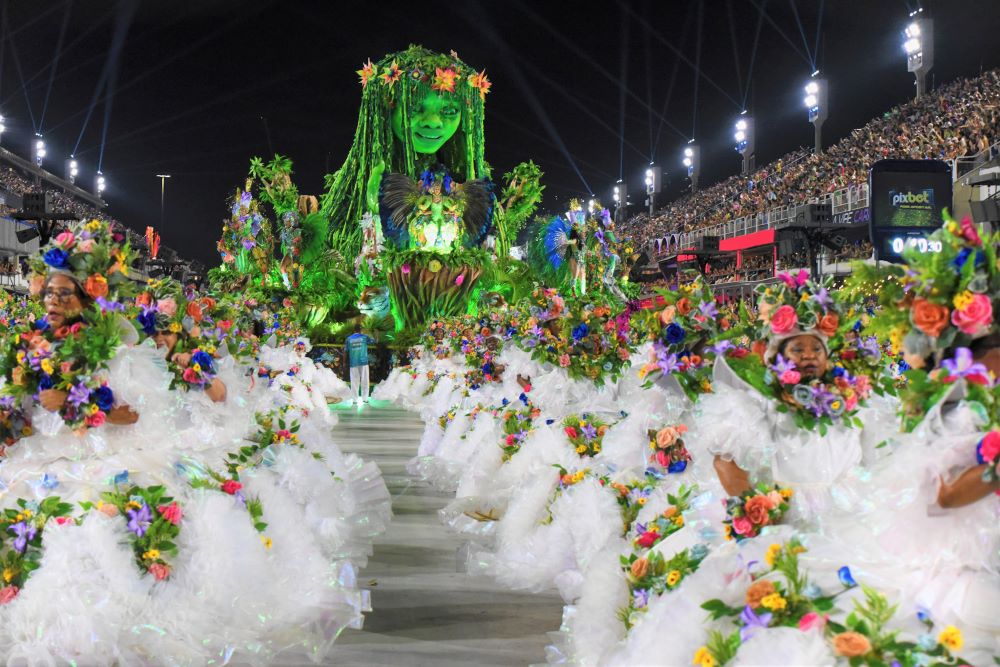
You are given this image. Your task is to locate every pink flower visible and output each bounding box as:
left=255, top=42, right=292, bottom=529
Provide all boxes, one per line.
left=779, top=370, right=801, bottom=385
left=0, top=586, right=19, bottom=605
left=221, top=480, right=242, bottom=495
left=636, top=531, right=660, bottom=548
left=951, top=294, right=993, bottom=336
left=54, top=231, right=76, bottom=249
left=401, top=264, right=411, bottom=275
left=69, top=322, right=84, bottom=335
left=505, top=434, right=516, bottom=446
left=54, top=516, right=73, bottom=526
left=182, top=367, right=199, bottom=384
left=522, top=384, right=532, bottom=392
left=157, top=298, right=178, bottom=317
left=960, top=217, right=982, bottom=246
left=559, top=354, right=571, bottom=367
left=732, top=516, right=754, bottom=536
left=157, top=502, right=182, bottom=525
left=455, top=274, right=465, bottom=286
left=769, top=305, right=798, bottom=335
left=655, top=449, right=671, bottom=467
left=85, top=411, right=106, bottom=428
left=564, top=426, right=578, bottom=440
left=798, top=612, right=826, bottom=631
left=980, top=431, right=1000, bottom=464
left=147, top=563, right=170, bottom=581
left=60, top=361, right=73, bottom=374
left=77, top=239, right=96, bottom=253
left=854, top=375, right=871, bottom=395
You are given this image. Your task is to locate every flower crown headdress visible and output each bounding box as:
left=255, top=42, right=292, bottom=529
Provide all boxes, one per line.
left=357, top=46, right=491, bottom=100
left=31, top=219, right=137, bottom=302
left=134, top=278, right=212, bottom=336
left=754, top=271, right=842, bottom=362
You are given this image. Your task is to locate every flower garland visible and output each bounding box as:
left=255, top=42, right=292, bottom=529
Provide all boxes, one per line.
left=562, top=413, right=609, bottom=457
left=86, top=483, right=182, bottom=581
left=0, top=496, right=74, bottom=604
left=722, top=483, right=793, bottom=542
left=499, top=402, right=541, bottom=461
left=765, top=353, right=872, bottom=432
left=647, top=423, right=691, bottom=472
left=896, top=347, right=998, bottom=433
left=0, top=306, right=123, bottom=432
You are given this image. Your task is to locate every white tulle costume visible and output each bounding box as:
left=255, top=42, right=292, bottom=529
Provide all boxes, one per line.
left=0, top=340, right=389, bottom=665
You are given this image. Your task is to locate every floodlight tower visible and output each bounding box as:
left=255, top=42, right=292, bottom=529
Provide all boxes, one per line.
left=0, top=115, right=6, bottom=146
left=903, top=13, right=933, bottom=99
left=644, top=163, right=661, bottom=217
left=33, top=135, right=46, bottom=167
left=734, top=113, right=754, bottom=175
left=96, top=172, right=106, bottom=197
left=66, top=158, right=79, bottom=185
left=682, top=141, right=700, bottom=192
left=612, top=179, right=624, bottom=222
left=803, top=76, right=828, bottom=153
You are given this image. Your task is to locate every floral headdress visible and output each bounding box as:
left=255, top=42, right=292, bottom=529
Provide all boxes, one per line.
left=855, top=215, right=998, bottom=365
left=133, top=278, right=210, bottom=337
left=755, top=271, right=842, bottom=362
left=30, top=219, right=137, bottom=302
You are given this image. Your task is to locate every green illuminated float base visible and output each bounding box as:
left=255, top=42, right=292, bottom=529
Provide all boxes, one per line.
left=387, top=260, right=482, bottom=329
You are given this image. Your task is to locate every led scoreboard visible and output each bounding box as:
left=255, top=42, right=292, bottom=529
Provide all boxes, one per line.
left=869, top=159, right=951, bottom=262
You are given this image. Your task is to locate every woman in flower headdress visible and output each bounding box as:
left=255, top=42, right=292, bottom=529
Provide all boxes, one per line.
left=838, top=215, right=1000, bottom=663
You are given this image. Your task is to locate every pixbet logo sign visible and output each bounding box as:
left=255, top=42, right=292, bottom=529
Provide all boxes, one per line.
left=890, top=189, right=933, bottom=208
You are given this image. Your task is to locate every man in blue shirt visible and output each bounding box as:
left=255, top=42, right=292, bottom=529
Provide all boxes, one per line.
left=345, top=323, right=375, bottom=403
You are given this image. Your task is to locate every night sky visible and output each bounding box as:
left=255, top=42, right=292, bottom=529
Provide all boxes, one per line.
left=3, top=0, right=999, bottom=263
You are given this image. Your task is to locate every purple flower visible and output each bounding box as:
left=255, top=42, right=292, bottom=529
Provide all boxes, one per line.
left=632, top=588, right=650, bottom=609
left=709, top=340, right=734, bottom=356
left=67, top=382, right=92, bottom=407
left=96, top=297, right=125, bottom=313
left=771, top=354, right=797, bottom=375
left=242, top=239, right=256, bottom=250
left=9, top=521, right=36, bottom=554
left=739, top=604, right=773, bottom=642
left=941, top=347, right=990, bottom=380
left=581, top=423, right=597, bottom=441
left=812, top=286, right=833, bottom=309
left=698, top=301, right=719, bottom=318
left=126, top=503, right=152, bottom=537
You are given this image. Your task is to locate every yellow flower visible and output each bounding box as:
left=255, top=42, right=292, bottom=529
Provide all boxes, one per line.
left=953, top=291, right=974, bottom=310
left=760, top=593, right=787, bottom=610
left=2, top=567, right=14, bottom=583
left=724, top=524, right=733, bottom=540
left=765, top=543, right=782, bottom=566
left=576, top=445, right=587, bottom=454
left=168, top=322, right=182, bottom=333
left=779, top=488, right=794, bottom=499
left=125, top=500, right=141, bottom=511
left=637, top=497, right=647, bottom=506
left=142, top=549, right=160, bottom=561
left=666, top=570, right=682, bottom=586
left=261, top=535, right=273, bottom=550
left=692, top=646, right=716, bottom=667
left=40, top=358, right=54, bottom=375
left=593, top=444, right=601, bottom=453
left=938, top=625, right=963, bottom=652
left=192, top=364, right=202, bottom=373
left=21, top=426, right=32, bottom=436
left=15, top=351, right=25, bottom=364
left=86, top=220, right=102, bottom=231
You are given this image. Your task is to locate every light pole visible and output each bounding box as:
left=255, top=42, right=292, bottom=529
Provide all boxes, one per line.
left=0, top=116, right=6, bottom=146
left=34, top=136, right=46, bottom=168
left=903, top=14, right=933, bottom=99
left=644, top=164, right=661, bottom=217
left=683, top=141, right=700, bottom=192
left=612, top=179, right=624, bottom=223
left=96, top=172, right=106, bottom=197
left=803, top=76, right=828, bottom=153
left=66, top=158, right=79, bottom=185
left=156, top=174, right=171, bottom=228
left=734, top=114, right=754, bottom=175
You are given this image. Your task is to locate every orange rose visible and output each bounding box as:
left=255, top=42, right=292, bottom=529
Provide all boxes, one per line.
left=744, top=495, right=774, bottom=526
left=911, top=299, right=950, bottom=338
left=751, top=340, right=768, bottom=358
left=200, top=296, right=216, bottom=310
left=135, top=292, right=153, bottom=307
left=745, top=579, right=776, bottom=607
left=659, top=306, right=677, bottom=326
left=816, top=313, right=839, bottom=338
left=83, top=275, right=108, bottom=299
left=832, top=632, right=872, bottom=657
left=676, top=298, right=693, bottom=316
left=630, top=558, right=650, bottom=579
left=186, top=302, right=204, bottom=323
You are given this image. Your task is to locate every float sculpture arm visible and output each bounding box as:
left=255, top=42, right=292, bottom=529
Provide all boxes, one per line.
left=366, top=160, right=386, bottom=214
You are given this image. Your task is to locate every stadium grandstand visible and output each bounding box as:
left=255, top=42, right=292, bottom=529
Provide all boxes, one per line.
left=0, top=149, right=202, bottom=293
left=628, top=69, right=1000, bottom=299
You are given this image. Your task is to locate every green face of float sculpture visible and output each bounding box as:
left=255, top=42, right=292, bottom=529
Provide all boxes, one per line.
left=391, top=91, right=462, bottom=154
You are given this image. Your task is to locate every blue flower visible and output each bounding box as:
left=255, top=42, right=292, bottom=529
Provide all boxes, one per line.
left=94, top=385, right=115, bottom=411
left=191, top=350, right=215, bottom=373
left=113, top=470, right=129, bottom=485
left=38, top=374, right=53, bottom=390
left=42, top=248, right=69, bottom=269
left=832, top=366, right=847, bottom=378
left=571, top=323, right=589, bottom=341
left=952, top=247, right=972, bottom=269
left=518, top=393, right=529, bottom=405
left=837, top=566, right=856, bottom=588
left=136, top=310, right=158, bottom=336
left=664, top=323, right=686, bottom=345
left=667, top=460, right=688, bottom=473
left=33, top=318, right=50, bottom=332
left=41, top=473, right=59, bottom=490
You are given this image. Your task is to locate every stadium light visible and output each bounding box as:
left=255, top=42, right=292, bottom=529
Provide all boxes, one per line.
left=733, top=114, right=754, bottom=175
left=587, top=198, right=596, bottom=213
left=803, top=76, right=828, bottom=153
left=612, top=179, right=625, bottom=223
left=96, top=172, right=106, bottom=195
left=0, top=115, right=6, bottom=142
left=644, top=163, right=661, bottom=217
left=34, top=136, right=46, bottom=167
left=682, top=141, right=700, bottom=192
left=903, top=17, right=933, bottom=99
left=66, top=158, right=79, bottom=184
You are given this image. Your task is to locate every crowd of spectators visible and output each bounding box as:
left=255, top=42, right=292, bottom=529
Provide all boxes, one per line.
left=629, top=69, right=1000, bottom=247
left=830, top=239, right=874, bottom=262
left=0, top=166, right=120, bottom=226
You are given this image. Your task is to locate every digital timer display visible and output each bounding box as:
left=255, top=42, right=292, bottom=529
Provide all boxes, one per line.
left=884, top=235, right=943, bottom=256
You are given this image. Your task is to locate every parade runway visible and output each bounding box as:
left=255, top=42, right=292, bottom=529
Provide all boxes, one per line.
left=331, top=401, right=564, bottom=666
